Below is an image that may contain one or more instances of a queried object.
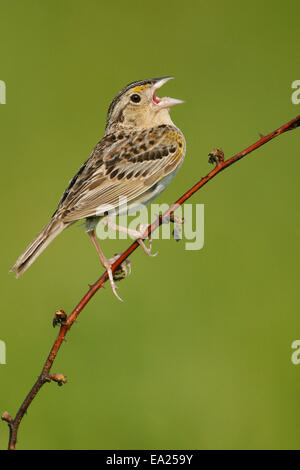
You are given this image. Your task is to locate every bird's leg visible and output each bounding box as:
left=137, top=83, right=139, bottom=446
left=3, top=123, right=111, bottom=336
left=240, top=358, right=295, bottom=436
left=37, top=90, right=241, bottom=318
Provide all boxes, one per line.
left=109, top=253, right=132, bottom=279
left=102, top=217, right=158, bottom=257
left=89, top=230, right=126, bottom=301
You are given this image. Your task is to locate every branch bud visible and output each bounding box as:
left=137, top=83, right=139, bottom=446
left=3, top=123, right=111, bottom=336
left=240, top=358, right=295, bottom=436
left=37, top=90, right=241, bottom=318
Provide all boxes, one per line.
left=53, top=309, right=68, bottom=328
left=208, top=148, right=225, bottom=166
left=1, top=411, right=13, bottom=424
left=47, top=373, right=68, bottom=387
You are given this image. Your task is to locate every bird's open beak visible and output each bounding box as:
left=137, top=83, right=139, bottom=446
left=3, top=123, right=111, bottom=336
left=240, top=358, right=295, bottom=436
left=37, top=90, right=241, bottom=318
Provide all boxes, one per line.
left=151, top=77, right=184, bottom=109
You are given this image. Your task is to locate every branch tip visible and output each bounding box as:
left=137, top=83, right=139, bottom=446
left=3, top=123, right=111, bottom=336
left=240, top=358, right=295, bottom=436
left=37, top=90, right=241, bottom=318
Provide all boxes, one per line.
left=2, top=411, right=13, bottom=424
left=47, top=374, right=68, bottom=387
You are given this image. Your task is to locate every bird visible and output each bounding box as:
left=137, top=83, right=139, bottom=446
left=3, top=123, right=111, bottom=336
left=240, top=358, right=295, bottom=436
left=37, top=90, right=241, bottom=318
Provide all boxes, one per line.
left=9, top=76, right=186, bottom=300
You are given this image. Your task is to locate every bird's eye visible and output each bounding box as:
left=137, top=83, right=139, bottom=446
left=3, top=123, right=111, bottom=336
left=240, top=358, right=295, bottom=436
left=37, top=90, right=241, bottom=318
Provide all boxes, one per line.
left=130, top=93, right=141, bottom=103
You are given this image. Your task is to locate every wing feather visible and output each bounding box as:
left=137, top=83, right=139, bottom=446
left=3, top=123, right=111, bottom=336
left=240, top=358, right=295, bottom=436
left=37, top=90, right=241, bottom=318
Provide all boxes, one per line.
left=60, top=125, right=185, bottom=222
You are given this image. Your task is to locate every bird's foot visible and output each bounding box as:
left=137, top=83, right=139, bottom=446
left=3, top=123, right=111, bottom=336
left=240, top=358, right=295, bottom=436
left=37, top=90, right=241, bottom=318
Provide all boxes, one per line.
left=101, top=219, right=158, bottom=258
left=102, top=257, right=124, bottom=302
left=89, top=229, right=130, bottom=302
left=136, top=224, right=158, bottom=257
left=109, top=254, right=131, bottom=281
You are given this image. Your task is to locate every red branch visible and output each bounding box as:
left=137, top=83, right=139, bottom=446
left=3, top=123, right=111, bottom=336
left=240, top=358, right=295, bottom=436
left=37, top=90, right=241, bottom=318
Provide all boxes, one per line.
left=2, top=115, right=300, bottom=450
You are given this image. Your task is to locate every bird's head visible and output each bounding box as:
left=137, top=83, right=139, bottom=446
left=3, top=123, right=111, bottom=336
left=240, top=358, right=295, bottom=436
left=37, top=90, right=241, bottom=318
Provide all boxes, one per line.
left=105, top=77, right=184, bottom=134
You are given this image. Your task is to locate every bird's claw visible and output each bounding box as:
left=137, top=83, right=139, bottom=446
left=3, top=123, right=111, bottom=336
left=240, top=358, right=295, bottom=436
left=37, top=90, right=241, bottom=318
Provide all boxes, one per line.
left=106, top=266, right=123, bottom=302
left=137, top=238, right=158, bottom=257
left=102, top=254, right=132, bottom=301
left=134, top=224, right=158, bottom=257
left=109, top=254, right=132, bottom=281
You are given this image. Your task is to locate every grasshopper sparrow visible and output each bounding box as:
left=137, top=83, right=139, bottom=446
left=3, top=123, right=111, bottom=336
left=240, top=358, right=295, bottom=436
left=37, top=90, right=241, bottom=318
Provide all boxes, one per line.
left=10, top=77, right=186, bottom=300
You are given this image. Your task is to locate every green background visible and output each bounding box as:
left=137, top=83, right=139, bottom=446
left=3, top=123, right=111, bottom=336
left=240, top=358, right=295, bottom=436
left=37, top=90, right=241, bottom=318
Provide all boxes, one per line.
left=0, top=0, right=299, bottom=450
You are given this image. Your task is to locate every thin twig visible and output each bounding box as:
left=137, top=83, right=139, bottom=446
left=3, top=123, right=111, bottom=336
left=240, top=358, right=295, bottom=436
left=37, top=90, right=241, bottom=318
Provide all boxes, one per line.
left=2, top=115, right=300, bottom=450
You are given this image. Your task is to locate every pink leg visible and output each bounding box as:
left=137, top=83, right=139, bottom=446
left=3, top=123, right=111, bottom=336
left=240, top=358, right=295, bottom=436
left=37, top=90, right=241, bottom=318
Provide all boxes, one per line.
left=89, top=230, right=124, bottom=302
left=103, top=219, right=158, bottom=257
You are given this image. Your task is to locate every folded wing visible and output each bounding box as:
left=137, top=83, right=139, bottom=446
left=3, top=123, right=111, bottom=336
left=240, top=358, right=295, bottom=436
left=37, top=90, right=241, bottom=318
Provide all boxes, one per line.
left=59, top=125, right=185, bottom=222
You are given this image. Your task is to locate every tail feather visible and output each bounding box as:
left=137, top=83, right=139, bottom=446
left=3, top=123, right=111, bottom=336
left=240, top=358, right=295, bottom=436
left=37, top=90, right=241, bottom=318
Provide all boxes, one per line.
left=9, top=218, right=66, bottom=278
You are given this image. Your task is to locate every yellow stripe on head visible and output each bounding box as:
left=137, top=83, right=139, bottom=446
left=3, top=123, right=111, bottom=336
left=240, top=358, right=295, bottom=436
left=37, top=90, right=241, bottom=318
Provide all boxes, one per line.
left=132, top=85, right=150, bottom=93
